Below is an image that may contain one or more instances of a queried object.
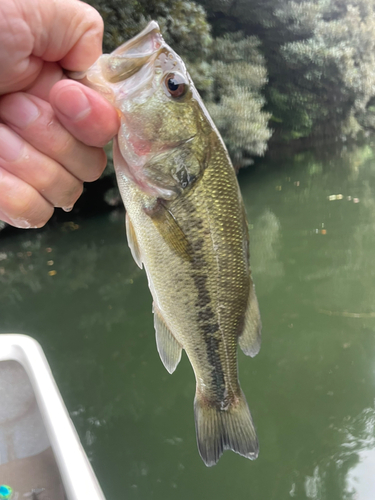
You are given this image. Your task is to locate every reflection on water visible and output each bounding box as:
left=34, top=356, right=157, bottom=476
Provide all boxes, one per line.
left=1, top=142, right=375, bottom=499
left=297, top=407, right=375, bottom=500
left=346, top=448, right=375, bottom=500
left=251, top=209, right=284, bottom=293
left=304, top=466, right=322, bottom=499
left=340, top=407, right=375, bottom=500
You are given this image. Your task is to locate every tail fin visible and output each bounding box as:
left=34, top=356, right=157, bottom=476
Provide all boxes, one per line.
left=194, top=390, right=259, bottom=467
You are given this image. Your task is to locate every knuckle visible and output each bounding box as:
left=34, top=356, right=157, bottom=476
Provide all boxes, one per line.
left=12, top=190, right=36, bottom=217
left=14, top=194, right=53, bottom=228
left=59, top=181, right=83, bottom=208
left=83, top=150, right=106, bottom=182
left=86, top=5, right=104, bottom=36
left=70, top=182, right=84, bottom=204
left=50, top=133, right=75, bottom=159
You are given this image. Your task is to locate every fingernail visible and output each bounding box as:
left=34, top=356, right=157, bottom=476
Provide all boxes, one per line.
left=0, top=125, right=24, bottom=161
left=0, top=94, right=40, bottom=128
left=55, top=85, right=91, bottom=120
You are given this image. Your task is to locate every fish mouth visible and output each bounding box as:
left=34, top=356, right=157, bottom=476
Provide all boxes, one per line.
left=101, top=21, right=164, bottom=83
left=67, top=21, right=163, bottom=85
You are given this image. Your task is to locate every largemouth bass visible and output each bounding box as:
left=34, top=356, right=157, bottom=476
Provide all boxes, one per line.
left=77, top=21, right=261, bottom=466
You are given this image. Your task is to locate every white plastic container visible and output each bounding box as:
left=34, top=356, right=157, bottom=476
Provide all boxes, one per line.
left=0, top=334, right=106, bottom=500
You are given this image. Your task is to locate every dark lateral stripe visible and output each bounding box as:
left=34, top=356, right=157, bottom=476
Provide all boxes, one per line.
left=172, top=193, right=227, bottom=402
left=191, top=244, right=226, bottom=402
left=198, top=307, right=215, bottom=322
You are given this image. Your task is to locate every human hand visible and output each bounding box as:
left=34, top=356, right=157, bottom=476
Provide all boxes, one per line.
left=0, top=0, right=120, bottom=228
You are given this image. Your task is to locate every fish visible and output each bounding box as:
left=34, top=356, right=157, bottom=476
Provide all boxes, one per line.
left=75, top=21, right=262, bottom=466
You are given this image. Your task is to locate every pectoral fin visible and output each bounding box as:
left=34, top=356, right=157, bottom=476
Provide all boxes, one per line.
left=126, top=212, right=143, bottom=269
left=239, top=282, right=262, bottom=357
left=153, top=303, right=182, bottom=374
left=149, top=203, right=193, bottom=262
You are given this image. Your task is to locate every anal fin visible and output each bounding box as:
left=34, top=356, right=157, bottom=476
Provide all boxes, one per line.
left=239, top=281, right=262, bottom=357
left=153, top=303, right=182, bottom=374
left=126, top=212, right=143, bottom=268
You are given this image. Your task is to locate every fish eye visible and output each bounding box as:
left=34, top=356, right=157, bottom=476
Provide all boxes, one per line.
left=164, top=73, right=187, bottom=98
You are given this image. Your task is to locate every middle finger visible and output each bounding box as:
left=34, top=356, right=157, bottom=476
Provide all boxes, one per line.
left=0, top=92, right=107, bottom=182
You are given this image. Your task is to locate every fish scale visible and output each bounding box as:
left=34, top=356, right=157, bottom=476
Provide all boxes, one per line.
left=77, top=20, right=262, bottom=466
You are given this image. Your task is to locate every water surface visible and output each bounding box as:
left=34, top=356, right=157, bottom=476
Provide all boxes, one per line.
left=1, top=143, right=375, bottom=500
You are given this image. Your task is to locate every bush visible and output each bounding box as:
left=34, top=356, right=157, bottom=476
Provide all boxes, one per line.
left=200, top=0, right=375, bottom=142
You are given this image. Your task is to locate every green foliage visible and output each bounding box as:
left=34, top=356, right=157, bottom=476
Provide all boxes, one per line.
left=200, top=0, right=375, bottom=142
left=206, top=34, right=271, bottom=164
left=279, top=2, right=375, bottom=139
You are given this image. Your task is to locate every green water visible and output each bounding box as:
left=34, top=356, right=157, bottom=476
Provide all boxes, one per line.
left=1, top=143, right=375, bottom=500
